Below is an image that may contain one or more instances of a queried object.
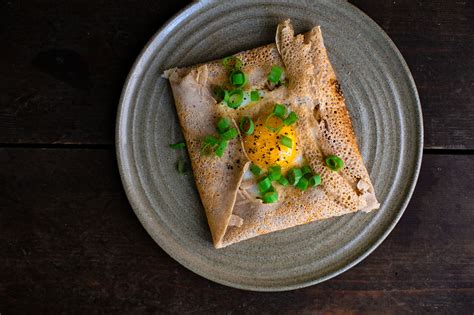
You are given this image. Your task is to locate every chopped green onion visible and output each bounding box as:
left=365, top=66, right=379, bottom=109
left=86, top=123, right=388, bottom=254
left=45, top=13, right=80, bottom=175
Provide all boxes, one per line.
left=308, top=174, right=322, bottom=187
left=231, top=72, right=244, bottom=85
left=296, top=177, right=309, bottom=191
left=222, top=56, right=243, bottom=70
left=258, top=177, right=272, bottom=194
left=273, top=104, right=287, bottom=119
left=249, top=164, right=261, bottom=176
left=280, top=135, right=293, bottom=148
left=203, top=135, right=219, bottom=146
left=215, top=140, right=228, bottom=157
left=250, top=90, right=260, bottom=101
left=325, top=155, right=345, bottom=171
left=301, top=165, right=312, bottom=176
left=283, top=111, right=298, bottom=125
left=239, top=116, right=254, bottom=135
left=264, top=113, right=284, bottom=132
left=200, top=143, right=212, bottom=156
left=268, top=165, right=282, bottom=181
left=262, top=190, right=279, bottom=203
left=221, top=128, right=238, bottom=140
left=216, top=117, right=231, bottom=133
left=277, top=176, right=289, bottom=186
left=213, top=86, right=229, bottom=103
left=176, top=158, right=187, bottom=174
left=227, top=89, right=244, bottom=108
left=268, top=65, right=283, bottom=83
left=287, top=168, right=303, bottom=186
left=201, top=136, right=219, bottom=156
left=230, top=70, right=246, bottom=88
left=169, top=141, right=186, bottom=149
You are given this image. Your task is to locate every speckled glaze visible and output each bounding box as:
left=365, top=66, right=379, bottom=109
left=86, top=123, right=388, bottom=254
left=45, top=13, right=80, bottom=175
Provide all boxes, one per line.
left=116, top=0, right=423, bottom=291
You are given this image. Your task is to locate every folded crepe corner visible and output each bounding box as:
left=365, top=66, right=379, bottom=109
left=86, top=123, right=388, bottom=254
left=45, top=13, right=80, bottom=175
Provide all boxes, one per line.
left=166, top=20, right=379, bottom=249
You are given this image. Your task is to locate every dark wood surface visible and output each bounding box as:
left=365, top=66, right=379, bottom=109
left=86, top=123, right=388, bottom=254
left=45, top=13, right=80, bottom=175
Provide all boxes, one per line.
left=1, top=0, right=473, bottom=313
left=1, top=0, right=473, bottom=148
left=1, top=151, right=473, bottom=313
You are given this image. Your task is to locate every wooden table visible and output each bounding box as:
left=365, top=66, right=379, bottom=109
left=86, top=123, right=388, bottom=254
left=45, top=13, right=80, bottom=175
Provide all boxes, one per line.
left=1, top=0, right=473, bottom=313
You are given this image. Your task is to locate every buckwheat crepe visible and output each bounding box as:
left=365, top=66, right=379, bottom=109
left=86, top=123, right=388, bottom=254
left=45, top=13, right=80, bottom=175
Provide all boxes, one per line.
left=164, top=20, right=379, bottom=248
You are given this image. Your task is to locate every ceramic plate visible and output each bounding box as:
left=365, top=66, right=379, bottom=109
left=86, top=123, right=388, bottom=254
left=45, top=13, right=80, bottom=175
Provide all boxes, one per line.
left=116, top=0, right=423, bottom=291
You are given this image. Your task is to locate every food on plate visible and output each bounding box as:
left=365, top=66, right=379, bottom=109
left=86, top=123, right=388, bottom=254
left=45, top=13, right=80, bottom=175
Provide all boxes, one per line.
left=164, top=20, right=379, bottom=248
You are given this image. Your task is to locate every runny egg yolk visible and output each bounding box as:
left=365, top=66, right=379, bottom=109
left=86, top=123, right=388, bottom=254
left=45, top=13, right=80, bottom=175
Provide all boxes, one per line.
left=243, top=114, right=297, bottom=172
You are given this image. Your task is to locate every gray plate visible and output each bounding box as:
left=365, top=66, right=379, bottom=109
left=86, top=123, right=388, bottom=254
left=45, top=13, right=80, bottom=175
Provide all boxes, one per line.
left=116, top=0, right=423, bottom=291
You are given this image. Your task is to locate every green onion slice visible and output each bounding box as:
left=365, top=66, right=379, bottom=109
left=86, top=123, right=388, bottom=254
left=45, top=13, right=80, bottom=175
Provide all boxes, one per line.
left=249, top=164, right=261, bottom=176
left=268, top=65, right=283, bottom=83
left=264, top=113, right=284, bottom=132
left=216, top=117, right=231, bottom=133
left=176, top=158, right=187, bottom=174
left=215, top=140, right=228, bottom=157
left=221, top=128, right=238, bottom=141
left=239, top=116, right=254, bottom=135
left=283, top=111, right=298, bottom=126
left=280, top=135, right=293, bottom=148
left=262, top=190, right=279, bottom=203
left=213, top=86, right=229, bottom=103
left=250, top=90, right=260, bottom=102
left=222, top=56, right=243, bottom=70
left=227, top=89, right=244, bottom=109
left=258, top=177, right=272, bottom=194
left=325, top=155, right=345, bottom=171
left=287, top=168, right=303, bottom=186
left=296, top=177, right=309, bottom=191
left=230, top=70, right=246, bottom=88
left=301, top=165, right=312, bottom=176
left=277, top=176, right=289, bottom=186
left=273, top=104, right=287, bottom=119
left=308, top=174, right=322, bottom=187
left=200, top=143, right=212, bottom=156
left=268, top=165, right=282, bottom=181
left=203, top=135, right=219, bottom=146
left=200, top=136, right=219, bottom=156
left=169, top=141, right=185, bottom=149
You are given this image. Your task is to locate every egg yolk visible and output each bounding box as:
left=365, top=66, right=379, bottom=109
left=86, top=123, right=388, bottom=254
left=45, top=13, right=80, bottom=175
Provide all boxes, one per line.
left=243, top=115, right=297, bottom=172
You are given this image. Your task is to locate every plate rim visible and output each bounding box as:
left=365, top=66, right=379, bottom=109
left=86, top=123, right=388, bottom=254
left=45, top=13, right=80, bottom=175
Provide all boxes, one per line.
left=116, top=0, right=424, bottom=291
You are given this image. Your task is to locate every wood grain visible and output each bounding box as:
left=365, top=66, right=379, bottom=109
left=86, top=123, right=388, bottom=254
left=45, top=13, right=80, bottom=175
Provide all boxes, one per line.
left=1, top=0, right=472, bottom=313
left=0, top=0, right=473, bottom=148
left=0, top=0, right=190, bottom=145
left=1, top=149, right=472, bottom=313
left=350, top=0, right=474, bottom=149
